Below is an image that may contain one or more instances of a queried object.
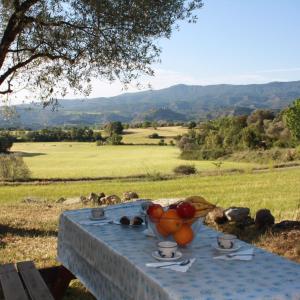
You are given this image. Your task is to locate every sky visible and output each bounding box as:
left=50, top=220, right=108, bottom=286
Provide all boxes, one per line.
left=80, top=0, right=300, bottom=98
left=11, top=0, right=300, bottom=101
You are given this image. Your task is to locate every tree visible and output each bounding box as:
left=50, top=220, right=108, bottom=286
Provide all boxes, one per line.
left=188, top=121, right=197, bottom=129
left=106, top=133, right=122, bottom=145
left=284, top=99, right=300, bottom=141
left=104, top=121, right=123, bottom=136
left=0, top=154, right=30, bottom=181
left=241, top=127, right=261, bottom=149
left=0, top=0, right=202, bottom=106
left=0, top=133, right=14, bottom=152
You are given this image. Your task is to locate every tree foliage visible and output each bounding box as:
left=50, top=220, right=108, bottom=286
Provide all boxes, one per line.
left=106, top=133, right=122, bottom=145
left=0, top=0, right=202, bottom=105
left=104, top=121, right=123, bottom=136
left=0, top=154, right=30, bottom=181
left=0, top=133, right=14, bottom=152
left=284, top=99, right=300, bottom=141
left=179, top=108, right=295, bottom=160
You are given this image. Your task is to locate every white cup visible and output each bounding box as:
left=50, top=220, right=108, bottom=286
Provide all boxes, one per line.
left=157, top=241, right=178, bottom=258
left=217, top=234, right=236, bottom=249
left=91, top=208, right=105, bottom=219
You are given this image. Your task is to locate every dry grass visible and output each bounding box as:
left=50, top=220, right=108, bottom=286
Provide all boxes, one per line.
left=0, top=202, right=96, bottom=299
left=256, top=230, right=300, bottom=263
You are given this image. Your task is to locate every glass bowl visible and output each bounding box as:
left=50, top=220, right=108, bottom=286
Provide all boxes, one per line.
left=147, top=215, right=201, bottom=247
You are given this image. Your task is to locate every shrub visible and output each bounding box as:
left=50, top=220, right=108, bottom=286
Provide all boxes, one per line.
left=0, top=154, right=31, bottom=181
left=148, top=133, right=161, bottom=139
left=145, top=171, right=165, bottom=181
left=106, top=134, right=123, bottom=145
left=173, top=165, right=197, bottom=175
left=96, top=140, right=104, bottom=146
left=158, top=139, right=166, bottom=146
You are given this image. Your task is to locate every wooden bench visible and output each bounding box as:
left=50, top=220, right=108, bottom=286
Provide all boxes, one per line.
left=0, top=261, right=75, bottom=300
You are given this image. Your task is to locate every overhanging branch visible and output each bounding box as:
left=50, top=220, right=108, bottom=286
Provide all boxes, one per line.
left=0, top=52, right=75, bottom=86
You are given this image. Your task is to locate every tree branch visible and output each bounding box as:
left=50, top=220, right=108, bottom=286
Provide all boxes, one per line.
left=0, top=52, right=78, bottom=86
left=0, top=0, right=38, bottom=69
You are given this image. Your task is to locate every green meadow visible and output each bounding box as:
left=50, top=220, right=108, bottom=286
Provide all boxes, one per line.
left=11, top=142, right=258, bottom=179
left=121, top=126, right=188, bottom=144
left=1, top=168, right=300, bottom=220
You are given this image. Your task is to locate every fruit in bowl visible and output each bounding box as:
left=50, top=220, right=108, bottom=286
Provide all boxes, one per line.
left=147, top=196, right=215, bottom=246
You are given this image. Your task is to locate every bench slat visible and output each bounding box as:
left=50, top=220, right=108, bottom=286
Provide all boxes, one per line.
left=17, top=262, right=54, bottom=300
left=0, top=263, right=29, bottom=300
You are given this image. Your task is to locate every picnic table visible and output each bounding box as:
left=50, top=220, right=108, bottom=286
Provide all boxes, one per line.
left=57, top=201, right=300, bottom=300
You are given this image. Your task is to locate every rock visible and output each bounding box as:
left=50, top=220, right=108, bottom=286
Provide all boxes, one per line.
left=123, top=191, right=139, bottom=201
left=64, top=197, right=81, bottom=205
left=255, top=209, right=275, bottom=229
left=88, top=192, right=99, bottom=204
left=224, top=207, right=250, bottom=222
left=205, top=207, right=227, bottom=225
left=272, top=220, right=300, bottom=231
left=100, top=195, right=121, bottom=205
left=98, top=192, right=105, bottom=199
left=56, top=197, right=66, bottom=203
left=80, top=195, right=89, bottom=205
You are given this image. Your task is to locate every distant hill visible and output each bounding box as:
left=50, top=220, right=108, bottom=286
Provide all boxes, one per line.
left=2, top=80, right=300, bottom=128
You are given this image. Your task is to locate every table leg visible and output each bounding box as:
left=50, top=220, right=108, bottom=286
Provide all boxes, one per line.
left=39, top=265, right=76, bottom=300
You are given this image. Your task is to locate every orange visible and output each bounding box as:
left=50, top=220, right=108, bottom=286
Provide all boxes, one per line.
left=185, top=217, right=196, bottom=226
left=173, top=224, right=194, bottom=246
left=159, top=209, right=183, bottom=234
left=156, top=223, right=169, bottom=237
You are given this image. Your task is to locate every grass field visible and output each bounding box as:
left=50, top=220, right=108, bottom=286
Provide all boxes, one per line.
left=3, top=135, right=300, bottom=298
left=1, top=154, right=299, bottom=298
left=121, top=126, right=188, bottom=144
left=1, top=168, right=300, bottom=220
left=11, top=142, right=258, bottom=179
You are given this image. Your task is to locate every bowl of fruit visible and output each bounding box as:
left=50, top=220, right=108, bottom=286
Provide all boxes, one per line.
left=147, top=196, right=216, bottom=247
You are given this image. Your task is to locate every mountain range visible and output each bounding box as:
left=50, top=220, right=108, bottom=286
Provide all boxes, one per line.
left=2, top=80, right=300, bottom=129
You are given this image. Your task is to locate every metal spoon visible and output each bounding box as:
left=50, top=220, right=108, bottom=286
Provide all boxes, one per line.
left=225, top=253, right=254, bottom=258
left=156, top=259, right=190, bottom=268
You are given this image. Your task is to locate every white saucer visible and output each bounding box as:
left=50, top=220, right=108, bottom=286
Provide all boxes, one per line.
left=152, top=250, right=182, bottom=261
left=212, top=242, right=241, bottom=252
left=89, top=216, right=106, bottom=221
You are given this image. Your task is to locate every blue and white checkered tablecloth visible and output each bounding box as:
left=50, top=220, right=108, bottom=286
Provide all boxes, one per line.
left=57, top=201, right=300, bottom=300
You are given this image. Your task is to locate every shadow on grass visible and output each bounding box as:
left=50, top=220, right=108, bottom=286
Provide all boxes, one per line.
left=0, top=224, right=57, bottom=240
left=14, top=151, right=46, bottom=157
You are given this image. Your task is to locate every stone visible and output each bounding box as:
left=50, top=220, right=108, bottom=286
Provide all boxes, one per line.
left=88, top=193, right=99, bottom=204
left=56, top=197, right=66, bottom=203
left=100, top=195, right=121, bottom=205
left=80, top=195, right=89, bottom=205
left=123, top=191, right=139, bottom=201
left=255, top=209, right=275, bottom=229
left=98, top=192, right=105, bottom=199
left=205, top=207, right=227, bottom=225
left=224, top=207, right=250, bottom=222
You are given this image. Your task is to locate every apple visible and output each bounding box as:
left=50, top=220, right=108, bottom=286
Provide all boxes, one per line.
left=176, top=202, right=196, bottom=219
left=147, top=204, right=164, bottom=221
